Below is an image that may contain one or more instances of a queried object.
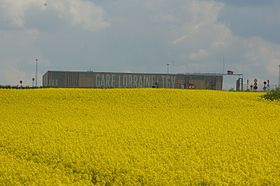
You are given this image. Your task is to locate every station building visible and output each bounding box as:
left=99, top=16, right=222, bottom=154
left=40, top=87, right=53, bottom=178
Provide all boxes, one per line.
left=42, top=71, right=223, bottom=90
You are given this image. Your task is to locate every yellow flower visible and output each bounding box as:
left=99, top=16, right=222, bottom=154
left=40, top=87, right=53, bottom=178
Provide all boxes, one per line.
left=0, top=89, right=279, bottom=185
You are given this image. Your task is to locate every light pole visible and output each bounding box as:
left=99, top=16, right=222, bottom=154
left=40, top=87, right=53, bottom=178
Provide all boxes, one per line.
left=35, top=58, right=38, bottom=87
left=32, top=78, right=35, bottom=87
left=166, top=63, right=170, bottom=74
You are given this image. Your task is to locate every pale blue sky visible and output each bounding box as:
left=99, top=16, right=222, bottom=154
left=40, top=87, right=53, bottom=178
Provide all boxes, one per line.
left=0, top=0, right=279, bottom=89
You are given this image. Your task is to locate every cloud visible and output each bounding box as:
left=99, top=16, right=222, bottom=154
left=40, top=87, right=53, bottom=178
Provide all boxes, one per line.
left=0, top=28, right=40, bottom=85
left=189, top=49, right=209, bottom=60
left=219, top=1, right=280, bottom=44
left=0, top=0, right=110, bottom=31
left=169, top=0, right=280, bottom=86
left=0, top=58, right=30, bottom=86
left=172, top=1, right=231, bottom=72
left=53, top=0, right=110, bottom=32
left=173, top=1, right=226, bottom=45
left=217, top=0, right=275, bottom=7
left=245, top=37, right=280, bottom=76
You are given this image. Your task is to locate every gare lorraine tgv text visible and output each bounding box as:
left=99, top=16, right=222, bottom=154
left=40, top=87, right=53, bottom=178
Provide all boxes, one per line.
left=96, top=73, right=176, bottom=88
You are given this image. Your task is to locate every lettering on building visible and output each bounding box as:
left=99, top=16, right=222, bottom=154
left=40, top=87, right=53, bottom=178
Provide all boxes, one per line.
left=95, top=73, right=176, bottom=88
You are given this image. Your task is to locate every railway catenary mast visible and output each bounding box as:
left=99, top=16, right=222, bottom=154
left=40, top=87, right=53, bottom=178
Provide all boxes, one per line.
left=42, top=71, right=223, bottom=90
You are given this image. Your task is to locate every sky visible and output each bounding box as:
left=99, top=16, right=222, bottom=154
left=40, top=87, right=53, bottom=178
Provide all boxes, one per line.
left=0, top=0, right=280, bottom=89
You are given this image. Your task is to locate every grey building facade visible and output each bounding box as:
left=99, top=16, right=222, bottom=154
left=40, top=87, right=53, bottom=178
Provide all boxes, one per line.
left=42, top=71, right=223, bottom=90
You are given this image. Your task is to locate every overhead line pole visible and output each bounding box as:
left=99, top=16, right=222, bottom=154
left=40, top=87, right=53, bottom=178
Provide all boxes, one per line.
left=35, top=58, right=38, bottom=87
left=166, top=64, right=170, bottom=74
left=222, top=56, right=225, bottom=74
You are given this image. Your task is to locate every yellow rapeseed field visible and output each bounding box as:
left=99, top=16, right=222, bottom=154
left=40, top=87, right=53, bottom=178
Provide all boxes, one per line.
left=0, top=88, right=280, bottom=185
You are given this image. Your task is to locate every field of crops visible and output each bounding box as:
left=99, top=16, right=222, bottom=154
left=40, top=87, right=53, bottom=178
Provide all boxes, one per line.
left=0, top=88, right=280, bottom=185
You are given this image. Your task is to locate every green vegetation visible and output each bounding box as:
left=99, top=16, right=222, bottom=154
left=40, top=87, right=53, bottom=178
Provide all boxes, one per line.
left=262, top=87, right=280, bottom=101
